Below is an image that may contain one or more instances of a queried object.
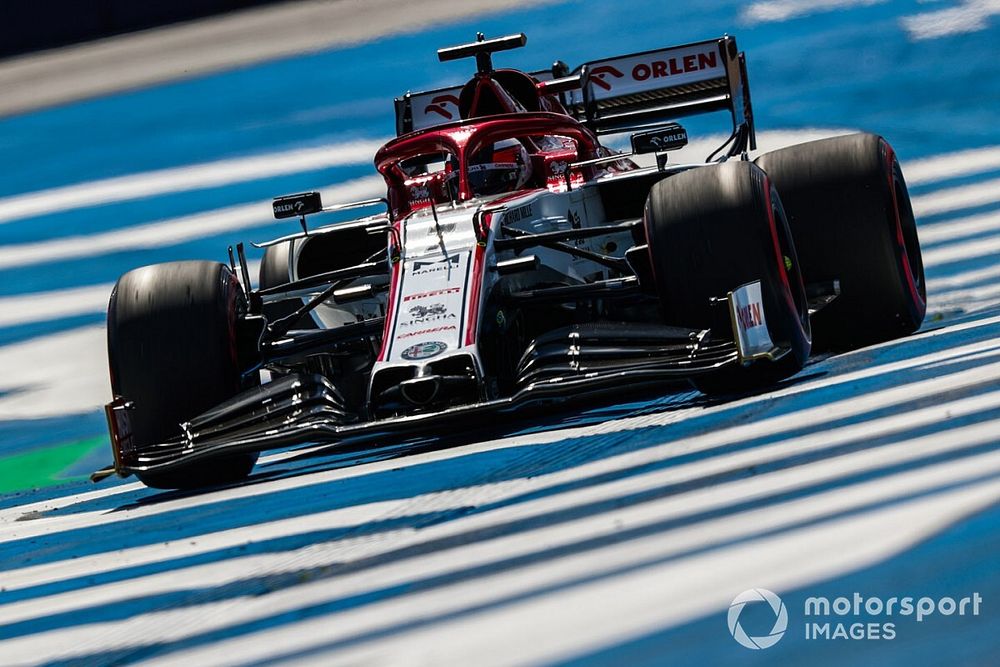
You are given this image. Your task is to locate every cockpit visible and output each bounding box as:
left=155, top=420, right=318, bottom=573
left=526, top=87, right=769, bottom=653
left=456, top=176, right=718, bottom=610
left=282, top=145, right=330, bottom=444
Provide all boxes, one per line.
left=396, top=139, right=537, bottom=209
left=376, top=113, right=602, bottom=216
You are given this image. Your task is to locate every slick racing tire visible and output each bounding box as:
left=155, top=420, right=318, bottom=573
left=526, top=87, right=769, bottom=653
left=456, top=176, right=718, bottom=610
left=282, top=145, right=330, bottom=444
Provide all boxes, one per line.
left=107, top=261, right=258, bottom=489
left=755, top=133, right=926, bottom=349
left=645, top=160, right=811, bottom=396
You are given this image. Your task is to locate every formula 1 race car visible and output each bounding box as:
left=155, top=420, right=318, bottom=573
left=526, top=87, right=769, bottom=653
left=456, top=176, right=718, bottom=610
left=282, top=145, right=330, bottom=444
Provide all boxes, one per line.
left=100, top=33, right=925, bottom=489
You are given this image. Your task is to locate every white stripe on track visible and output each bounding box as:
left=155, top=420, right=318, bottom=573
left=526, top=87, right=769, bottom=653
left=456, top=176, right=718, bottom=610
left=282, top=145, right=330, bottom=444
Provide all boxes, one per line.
left=916, top=209, right=1000, bottom=245
left=0, top=325, right=109, bottom=420
left=902, top=0, right=1000, bottom=41
left=0, top=262, right=259, bottom=329
left=0, top=141, right=384, bottom=226
left=904, top=144, right=1000, bottom=185
left=0, top=176, right=383, bottom=271
left=911, top=176, right=1000, bottom=218
left=928, top=285, right=1000, bottom=315
left=0, top=283, right=113, bottom=328
left=741, top=0, right=886, bottom=24
left=921, top=231, right=1000, bottom=267
left=0, top=483, right=147, bottom=525
left=930, top=263, right=1000, bottom=290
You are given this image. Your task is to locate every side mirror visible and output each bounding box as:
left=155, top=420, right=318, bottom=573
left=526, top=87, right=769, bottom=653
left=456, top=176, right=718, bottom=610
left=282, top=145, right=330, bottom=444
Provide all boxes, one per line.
left=272, top=191, right=323, bottom=219
left=630, top=123, right=689, bottom=154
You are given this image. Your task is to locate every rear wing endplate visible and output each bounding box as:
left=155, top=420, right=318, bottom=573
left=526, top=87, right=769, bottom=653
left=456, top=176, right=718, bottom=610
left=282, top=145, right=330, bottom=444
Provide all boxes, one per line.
left=395, top=84, right=463, bottom=136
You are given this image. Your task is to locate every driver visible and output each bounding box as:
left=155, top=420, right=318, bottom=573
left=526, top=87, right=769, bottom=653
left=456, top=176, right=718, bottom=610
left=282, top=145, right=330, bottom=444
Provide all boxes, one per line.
left=467, top=138, right=533, bottom=196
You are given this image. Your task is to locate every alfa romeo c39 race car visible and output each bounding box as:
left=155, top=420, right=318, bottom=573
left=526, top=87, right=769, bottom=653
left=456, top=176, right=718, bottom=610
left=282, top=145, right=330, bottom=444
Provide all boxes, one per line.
left=99, top=33, right=926, bottom=489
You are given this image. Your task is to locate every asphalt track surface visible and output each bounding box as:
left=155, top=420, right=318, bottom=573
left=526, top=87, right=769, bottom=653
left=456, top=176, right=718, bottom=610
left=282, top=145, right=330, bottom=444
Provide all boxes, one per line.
left=1, top=1, right=999, bottom=664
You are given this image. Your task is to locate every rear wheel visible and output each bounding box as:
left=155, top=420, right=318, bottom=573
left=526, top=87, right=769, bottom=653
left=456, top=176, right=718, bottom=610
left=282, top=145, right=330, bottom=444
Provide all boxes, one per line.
left=107, top=261, right=258, bottom=489
left=755, top=133, right=926, bottom=349
left=644, top=160, right=811, bottom=395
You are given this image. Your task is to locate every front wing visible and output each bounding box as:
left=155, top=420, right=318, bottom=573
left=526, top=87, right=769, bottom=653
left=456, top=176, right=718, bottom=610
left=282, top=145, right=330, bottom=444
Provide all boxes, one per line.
left=97, top=281, right=778, bottom=480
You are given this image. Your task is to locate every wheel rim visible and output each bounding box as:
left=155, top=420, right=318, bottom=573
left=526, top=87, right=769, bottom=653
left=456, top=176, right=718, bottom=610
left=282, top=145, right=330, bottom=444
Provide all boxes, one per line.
left=893, top=165, right=926, bottom=302
left=764, top=181, right=811, bottom=342
left=882, top=142, right=927, bottom=313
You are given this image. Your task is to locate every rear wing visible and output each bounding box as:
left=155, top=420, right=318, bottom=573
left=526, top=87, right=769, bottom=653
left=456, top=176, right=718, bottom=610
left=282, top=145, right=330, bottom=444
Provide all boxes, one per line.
left=394, top=35, right=754, bottom=151
left=568, top=36, right=755, bottom=147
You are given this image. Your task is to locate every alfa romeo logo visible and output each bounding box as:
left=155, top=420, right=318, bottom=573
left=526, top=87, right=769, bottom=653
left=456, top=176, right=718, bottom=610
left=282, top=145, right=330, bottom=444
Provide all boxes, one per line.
left=728, top=589, right=787, bottom=650
left=401, top=341, right=447, bottom=361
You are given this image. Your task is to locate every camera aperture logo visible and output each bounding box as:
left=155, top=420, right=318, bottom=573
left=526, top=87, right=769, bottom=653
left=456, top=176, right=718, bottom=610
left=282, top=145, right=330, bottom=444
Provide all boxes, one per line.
left=728, top=589, right=788, bottom=649
left=727, top=589, right=983, bottom=648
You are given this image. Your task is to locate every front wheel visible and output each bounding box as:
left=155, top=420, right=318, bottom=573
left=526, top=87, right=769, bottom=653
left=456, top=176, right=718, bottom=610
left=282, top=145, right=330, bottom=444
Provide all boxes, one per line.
left=107, top=261, right=258, bottom=489
left=644, top=160, right=811, bottom=396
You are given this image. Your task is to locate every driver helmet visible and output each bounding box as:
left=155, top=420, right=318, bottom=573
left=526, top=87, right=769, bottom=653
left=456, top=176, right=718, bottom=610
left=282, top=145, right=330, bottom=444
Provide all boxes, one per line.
left=467, top=139, right=533, bottom=196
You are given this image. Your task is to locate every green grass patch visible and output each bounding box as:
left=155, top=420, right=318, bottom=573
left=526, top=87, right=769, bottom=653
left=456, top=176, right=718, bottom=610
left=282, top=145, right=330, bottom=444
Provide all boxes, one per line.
left=0, top=437, right=107, bottom=494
